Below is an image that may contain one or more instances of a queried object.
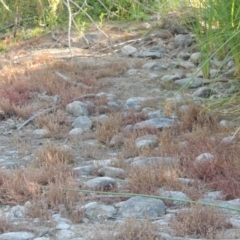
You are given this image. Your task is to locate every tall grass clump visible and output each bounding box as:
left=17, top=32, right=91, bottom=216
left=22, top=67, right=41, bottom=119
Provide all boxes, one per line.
left=191, top=0, right=240, bottom=77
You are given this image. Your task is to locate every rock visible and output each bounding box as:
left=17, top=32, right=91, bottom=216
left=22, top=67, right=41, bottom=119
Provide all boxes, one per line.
left=148, top=73, right=158, bottom=78
left=178, top=61, right=195, bottom=69
left=72, top=116, right=92, bottom=130
left=73, top=166, right=95, bottom=176
left=219, top=120, right=235, bottom=127
left=204, top=191, right=225, bottom=200
left=107, top=101, right=121, bottom=110
left=135, top=134, right=158, bottom=149
left=96, top=92, right=118, bottom=101
left=10, top=205, right=25, bottom=218
left=147, top=110, right=167, bottom=119
left=33, top=238, right=50, bottom=240
left=174, top=34, right=193, bottom=48
left=84, top=177, right=116, bottom=190
left=221, top=136, right=235, bottom=144
left=92, top=114, right=109, bottom=126
left=228, top=218, right=240, bottom=228
left=56, top=222, right=70, bottom=230
left=32, top=129, right=50, bottom=138
left=52, top=214, right=72, bottom=224
left=0, top=232, right=34, bottom=240
left=98, top=166, right=127, bottom=179
left=158, top=189, right=191, bottom=206
left=121, top=45, right=137, bottom=56
left=133, top=118, right=174, bottom=130
left=134, top=50, right=164, bottom=59
left=117, top=196, right=166, bottom=219
left=193, top=87, right=216, bottom=98
left=196, top=153, right=215, bottom=164
left=56, top=230, right=75, bottom=240
left=190, top=52, right=201, bottom=64
left=130, top=156, right=177, bottom=167
left=127, top=69, right=138, bottom=75
left=66, top=101, right=89, bottom=117
left=83, top=202, right=117, bottom=220
left=161, top=73, right=183, bottom=82
left=177, top=52, right=191, bottom=60
left=142, top=61, right=158, bottom=69
left=175, top=77, right=205, bottom=88
left=125, top=97, right=156, bottom=110
left=69, top=128, right=84, bottom=136
left=0, top=161, right=18, bottom=169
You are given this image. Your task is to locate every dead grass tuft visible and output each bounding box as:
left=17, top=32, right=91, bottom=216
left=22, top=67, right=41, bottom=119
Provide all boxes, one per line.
left=96, top=217, right=159, bottom=240
left=35, top=141, right=75, bottom=167
left=127, top=163, right=179, bottom=195
left=170, top=204, right=229, bottom=239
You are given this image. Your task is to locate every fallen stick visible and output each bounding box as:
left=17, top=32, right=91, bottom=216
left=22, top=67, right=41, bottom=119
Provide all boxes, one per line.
left=17, top=106, right=57, bottom=131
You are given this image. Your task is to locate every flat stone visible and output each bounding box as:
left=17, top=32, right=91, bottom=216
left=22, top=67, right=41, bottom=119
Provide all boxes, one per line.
left=129, top=156, right=177, bottom=167
left=135, top=134, right=158, bottom=149
left=98, top=166, right=127, bottom=179
left=83, top=202, right=117, bottom=220
left=175, top=77, right=205, bottom=88
left=55, top=230, right=75, bottom=240
left=66, top=101, right=89, bottom=117
left=193, top=87, right=216, bottom=98
left=73, top=166, right=95, bottom=176
left=117, top=196, right=166, bottom=219
left=142, top=61, right=158, bottom=69
left=133, top=118, right=174, bottom=130
left=32, top=129, right=50, bottom=138
left=84, top=177, right=116, bottom=190
left=69, top=128, right=84, bottom=136
left=161, top=73, right=183, bottom=82
left=174, top=34, right=193, bottom=48
left=158, top=189, right=191, bottom=206
left=196, top=153, right=215, bottom=163
left=121, top=45, right=137, bottom=56
left=134, top=50, right=164, bottom=59
left=0, top=232, right=34, bottom=240
left=72, top=116, right=92, bottom=130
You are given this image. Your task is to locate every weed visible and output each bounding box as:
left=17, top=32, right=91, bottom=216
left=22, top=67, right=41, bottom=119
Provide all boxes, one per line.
left=170, top=204, right=229, bottom=239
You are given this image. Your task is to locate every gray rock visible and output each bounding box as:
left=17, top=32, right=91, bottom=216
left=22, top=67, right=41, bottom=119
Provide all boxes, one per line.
left=56, top=230, right=75, bottom=240
left=83, top=202, right=117, bottom=220
left=117, top=196, right=166, bottom=219
left=147, top=110, right=167, bottom=119
left=0, top=232, right=34, bottom=240
left=127, top=69, right=138, bottom=75
left=92, top=114, right=109, bottom=126
left=98, top=166, right=127, bottom=179
left=10, top=205, right=25, bottom=218
left=142, top=61, right=158, bottom=69
left=228, top=218, right=240, bottom=228
left=121, top=45, right=137, bottom=56
left=69, top=128, right=84, bottom=136
left=72, top=116, right=92, bottom=130
left=190, top=52, right=201, bottom=64
left=125, top=97, right=155, bottom=110
left=148, top=73, right=158, bottom=78
left=175, top=77, right=205, bottom=88
left=174, top=34, right=193, bottom=47
left=135, top=134, right=158, bottom=149
left=109, top=135, right=125, bottom=147
left=73, top=166, right=95, bottom=176
left=84, top=177, right=116, bottom=190
left=134, top=118, right=174, bottom=130
left=33, top=238, right=50, bottom=240
left=204, top=191, right=225, bottom=200
left=134, top=50, right=164, bottom=59
left=56, top=222, right=70, bottom=230
left=66, top=101, right=89, bottom=117
left=177, top=52, right=191, bottom=60
left=107, top=101, right=121, bottom=110
left=52, top=214, right=72, bottom=224
left=196, top=153, right=215, bottom=163
left=130, top=156, right=177, bottom=167
left=221, top=136, right=235, bottom=144
left=96, top=92, right=118, bottom=101
left=158, top=189, right=191, bottom=206
left=0, top=161, right=18, bottom=169
left=178, top=61, right=195, bottom=69
left=193, top=87, right=216, bottom=98
left=219, top=120, right=235, bottom=127
left=161, top=73, right=183, bottom=82
left=32, top=129, right=50, bottom=138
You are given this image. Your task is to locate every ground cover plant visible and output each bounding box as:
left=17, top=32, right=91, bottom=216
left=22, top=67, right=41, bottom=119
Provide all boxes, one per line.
left=0, top=0, right=240, bottom=238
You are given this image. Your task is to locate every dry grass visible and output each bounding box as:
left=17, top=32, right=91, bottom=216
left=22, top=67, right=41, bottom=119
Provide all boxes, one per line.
left=170, top=204, right=229, bottom=239
left=35, top=141, right=75, bottom=167
left=96, top=217, right=160, bottom=240
left=127, top=163, right=179, bottom=195
left=0, top=212, right=12, bottom=233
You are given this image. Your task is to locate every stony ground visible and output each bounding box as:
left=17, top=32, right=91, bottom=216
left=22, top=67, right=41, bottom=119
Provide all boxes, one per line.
left=0, top=18, right=240, bottom=240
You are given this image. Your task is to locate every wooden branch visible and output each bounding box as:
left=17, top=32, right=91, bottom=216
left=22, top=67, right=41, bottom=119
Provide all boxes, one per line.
left=17, top=106, right=57, bottom=131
